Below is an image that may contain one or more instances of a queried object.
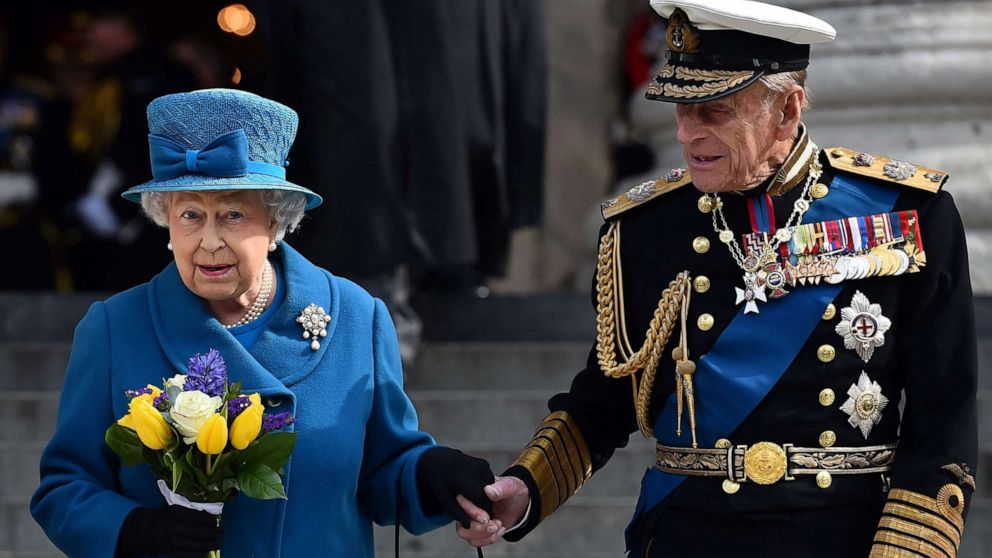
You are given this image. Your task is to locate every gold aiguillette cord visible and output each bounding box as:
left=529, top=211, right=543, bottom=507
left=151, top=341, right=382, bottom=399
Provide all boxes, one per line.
left=672, top=278, right=698, bottom=448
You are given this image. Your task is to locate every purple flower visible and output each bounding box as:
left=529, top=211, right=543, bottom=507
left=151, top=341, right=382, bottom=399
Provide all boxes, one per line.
left=125, top=388, right=153, bottom=400
left=261, top=412, right=295, bottom=434
left=228, top=396, right=251, bottom=420
left=184, top=349, right=227, bottom=397
left=152, top=392, right=170, bottom=410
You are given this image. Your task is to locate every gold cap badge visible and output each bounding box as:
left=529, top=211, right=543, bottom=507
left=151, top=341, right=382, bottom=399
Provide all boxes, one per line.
left=666, top=9, right=700, bottom=53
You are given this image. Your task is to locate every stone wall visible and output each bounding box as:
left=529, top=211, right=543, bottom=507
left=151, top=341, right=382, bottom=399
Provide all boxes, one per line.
left=493, top=0, right=992, bottom=294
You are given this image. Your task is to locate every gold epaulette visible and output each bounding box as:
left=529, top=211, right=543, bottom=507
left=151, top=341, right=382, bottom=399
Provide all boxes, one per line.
left=869, top=484, right=966, bottom=557
left=825, top=147, right=947, bottom=194
left=601, top=168, right=693, bottom=220
left=510, top=411, right=592, bottom=522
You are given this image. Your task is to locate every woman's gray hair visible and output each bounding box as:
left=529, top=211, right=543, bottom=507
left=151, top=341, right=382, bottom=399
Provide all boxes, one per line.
left=758, top=69, right=811, bottom=111
left=139, top=189, right=308, bottom=242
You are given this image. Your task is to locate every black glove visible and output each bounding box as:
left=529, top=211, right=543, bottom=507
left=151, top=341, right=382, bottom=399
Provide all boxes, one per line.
left=116, top=506, right=223, bottom=558
left=416, top=446, right=496, bottom=528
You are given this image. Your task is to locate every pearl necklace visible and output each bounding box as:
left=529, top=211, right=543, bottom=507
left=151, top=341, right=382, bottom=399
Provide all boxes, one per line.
left=223, top=261, right=273, bottom=329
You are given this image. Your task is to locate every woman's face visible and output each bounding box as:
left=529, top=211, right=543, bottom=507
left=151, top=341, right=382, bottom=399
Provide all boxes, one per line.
left=167, top=190, right=275, bottom=305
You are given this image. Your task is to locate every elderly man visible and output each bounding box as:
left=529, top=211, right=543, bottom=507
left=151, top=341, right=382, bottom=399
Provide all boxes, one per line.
left=456, top=1, right=978, bottom=557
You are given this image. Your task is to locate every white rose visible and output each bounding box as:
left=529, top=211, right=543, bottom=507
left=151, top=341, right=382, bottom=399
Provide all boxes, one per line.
left=164, top=374, right=187, bottom=390
left=171, top=391, right=223, bottom=444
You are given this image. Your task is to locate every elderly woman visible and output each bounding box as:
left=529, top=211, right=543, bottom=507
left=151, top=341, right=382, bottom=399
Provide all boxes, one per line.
left=30, top=89, right=496, bottom=557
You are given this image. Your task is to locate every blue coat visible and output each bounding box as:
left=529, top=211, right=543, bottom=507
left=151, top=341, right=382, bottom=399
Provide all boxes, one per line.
left=31, top=244, right=449, bottom=557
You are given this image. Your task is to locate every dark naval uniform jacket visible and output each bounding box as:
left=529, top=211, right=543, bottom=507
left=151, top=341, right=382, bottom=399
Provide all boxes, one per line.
left=503, top=127, right=978, bottom=558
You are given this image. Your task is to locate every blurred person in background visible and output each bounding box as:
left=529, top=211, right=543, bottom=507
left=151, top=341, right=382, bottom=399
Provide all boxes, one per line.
left=261, top=0, right=547, bottom=363
left=0, top=18, right=64, bottom=290
left=65, top=6, right=195, bottom=291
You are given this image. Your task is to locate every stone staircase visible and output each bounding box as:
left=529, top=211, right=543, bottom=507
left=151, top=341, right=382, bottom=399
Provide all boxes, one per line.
left=0, top=294, right=989, bottom=558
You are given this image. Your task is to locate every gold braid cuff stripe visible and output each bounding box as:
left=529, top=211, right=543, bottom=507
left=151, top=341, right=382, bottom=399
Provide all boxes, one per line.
left=871, top=530, right=953, bottom=558
left=888, top=487, right=965, bottom=533
left=595, top=222, right=688, bottom=438
left=511, top=412, right=592, bottom=522
left=870, top=486, right=967, bottom=558
left=656, top=442, right=896, bottom=483
left=878, top=507, right=961, bottom=552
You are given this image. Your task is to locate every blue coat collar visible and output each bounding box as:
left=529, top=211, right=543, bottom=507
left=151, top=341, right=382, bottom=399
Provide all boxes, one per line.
left=147, top=243, right=339, bottom=398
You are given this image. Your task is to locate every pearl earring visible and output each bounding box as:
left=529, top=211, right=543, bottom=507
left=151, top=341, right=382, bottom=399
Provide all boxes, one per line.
left=167, top=241, right=173, bottom=251
left=268, top=241, right=277, bottom=252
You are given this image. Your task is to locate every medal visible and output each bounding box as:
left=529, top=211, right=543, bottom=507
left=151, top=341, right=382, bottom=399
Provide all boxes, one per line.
left=735, top=272, right=767, bottom=314
left=835, top=290, right=891, bottom=363
left=710, top=152, right=823, bottom=314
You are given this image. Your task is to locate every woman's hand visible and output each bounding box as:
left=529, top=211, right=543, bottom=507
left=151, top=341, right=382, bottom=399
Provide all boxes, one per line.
left=117, top=506, right=223, bottom=558
left=416, top=447, right=496, bottom=529
left=455, top=476, right=530, bottom=547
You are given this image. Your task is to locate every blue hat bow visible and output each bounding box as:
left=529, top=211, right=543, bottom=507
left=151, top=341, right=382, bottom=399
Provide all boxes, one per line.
left=148, top=129, right=287, bottom=181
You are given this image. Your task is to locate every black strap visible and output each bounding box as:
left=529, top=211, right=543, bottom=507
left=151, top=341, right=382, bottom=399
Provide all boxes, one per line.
left=393, top=474, right=485, bottom=558
left=667, top=51, right=808, bottom=72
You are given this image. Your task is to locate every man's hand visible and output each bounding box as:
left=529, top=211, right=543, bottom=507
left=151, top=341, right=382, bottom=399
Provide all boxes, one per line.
left=455, top=475, right=530, bottom=547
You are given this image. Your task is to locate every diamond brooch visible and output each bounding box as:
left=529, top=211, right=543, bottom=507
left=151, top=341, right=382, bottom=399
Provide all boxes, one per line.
left=297, top=304, right=330, bottom=351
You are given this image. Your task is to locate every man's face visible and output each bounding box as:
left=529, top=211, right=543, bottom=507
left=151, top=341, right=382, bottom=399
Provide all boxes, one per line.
left=675, top=85, right=781, bottom=192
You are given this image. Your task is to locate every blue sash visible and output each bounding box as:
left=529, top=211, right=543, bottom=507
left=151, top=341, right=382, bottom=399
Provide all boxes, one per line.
left=624, top=174, right=899, bottom=554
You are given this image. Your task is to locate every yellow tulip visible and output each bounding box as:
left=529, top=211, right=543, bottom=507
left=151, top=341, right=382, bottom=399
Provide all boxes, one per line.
left=196, top=413, right=228, bottom=455
left=117, top=414, right=135, bottom=429
left=131, top=399, right=173, bottom=450
left=229, top=394, right=264, bottom=450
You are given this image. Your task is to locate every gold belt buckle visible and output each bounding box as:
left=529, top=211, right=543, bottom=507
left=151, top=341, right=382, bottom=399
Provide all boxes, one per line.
left=743, top=442, right=788, bottom=485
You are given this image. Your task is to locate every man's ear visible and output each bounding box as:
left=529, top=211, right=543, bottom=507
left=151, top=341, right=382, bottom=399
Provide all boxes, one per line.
left=776, top=86, right=805, bottom=141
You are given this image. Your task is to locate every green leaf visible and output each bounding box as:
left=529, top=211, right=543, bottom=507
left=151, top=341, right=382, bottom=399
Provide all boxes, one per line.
left=141, top=445, right=170, bottom=478
left=237, top=464, right=287, bottom=500
left=236, top=432, right=297, bottom=471
left=207, top=451, right=237, bottom=482
left=105, top=424, right=144, bottom=466
left=184, top=449, right=208, bottom=485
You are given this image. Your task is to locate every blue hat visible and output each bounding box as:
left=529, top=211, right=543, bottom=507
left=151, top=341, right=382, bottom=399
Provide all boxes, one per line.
left=121, top=88, right=322, bottom=210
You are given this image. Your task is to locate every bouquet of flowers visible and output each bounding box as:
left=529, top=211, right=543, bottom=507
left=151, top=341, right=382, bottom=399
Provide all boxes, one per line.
left=105, top=349, right=296, bottom=558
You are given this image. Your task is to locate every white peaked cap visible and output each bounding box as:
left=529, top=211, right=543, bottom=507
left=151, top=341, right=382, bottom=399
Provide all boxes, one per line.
left=650, top=0, right=836, bottom=44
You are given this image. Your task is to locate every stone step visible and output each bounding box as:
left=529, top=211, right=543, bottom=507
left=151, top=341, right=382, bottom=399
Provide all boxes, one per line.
left=0, top=344, right=69, bottom=392
left=7, top=337, right=992, bottom=394
left=6, top=294, right=992, bottom=344
left=408, top=343, right=590, bottom=391
left=0, top=501, right=58, bottom=554
left=9, top=496, right=991, bottom=558
left=7, top=387, right=992, bottom=475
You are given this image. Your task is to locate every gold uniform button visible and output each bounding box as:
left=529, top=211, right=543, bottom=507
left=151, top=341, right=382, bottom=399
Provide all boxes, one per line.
left=819, top=388, right=836, bottom=407
left=817, top=344, right=836, bottom=363
left=722, top=479, right=740, bottom=494
left=816, top=471, right=833, bottom=489
left=697, top=313, right=715, bottom=331
left=715, top=438, right=732, bottom=449
left=822, top=303, right=836, bottom=321
left=819, top=430, right=837, bottom=448
left=694, top=276, right=711, bottom=294
left=692, top=236, right=711, bottom=254
left=698, top=196, right=713, bottom=214
left=811, top=183, right=830, bottom=199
